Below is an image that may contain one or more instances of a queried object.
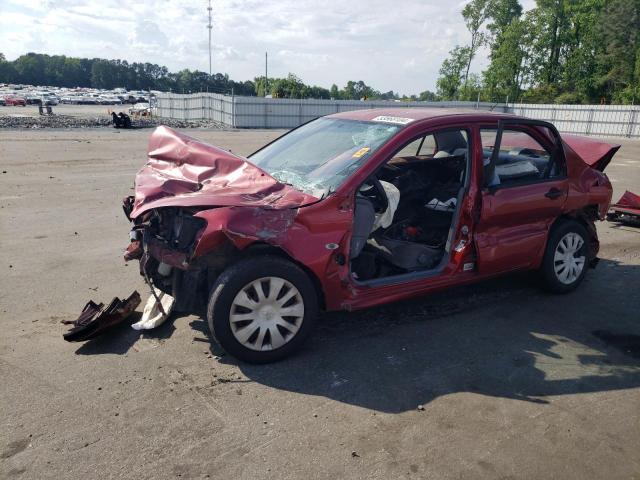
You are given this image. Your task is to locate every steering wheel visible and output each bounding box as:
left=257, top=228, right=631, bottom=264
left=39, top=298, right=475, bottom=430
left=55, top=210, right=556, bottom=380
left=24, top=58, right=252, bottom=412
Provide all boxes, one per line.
left=359, top=177, right=389, bottom=214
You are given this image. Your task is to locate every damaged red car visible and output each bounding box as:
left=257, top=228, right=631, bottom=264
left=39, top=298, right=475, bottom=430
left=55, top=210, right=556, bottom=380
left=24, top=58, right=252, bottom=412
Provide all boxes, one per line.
left=123, top=109, right=618, bottom=363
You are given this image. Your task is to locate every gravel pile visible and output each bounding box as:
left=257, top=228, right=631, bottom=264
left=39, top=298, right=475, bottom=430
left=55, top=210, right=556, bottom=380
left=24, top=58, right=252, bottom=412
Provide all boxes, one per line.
left=0, top=115, right=228, bottom=129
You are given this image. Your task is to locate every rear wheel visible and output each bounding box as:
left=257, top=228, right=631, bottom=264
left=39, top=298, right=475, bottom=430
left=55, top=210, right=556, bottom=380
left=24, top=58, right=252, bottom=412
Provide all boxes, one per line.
left=206, top=256, right=318, bottom=363
left=540, top=220, right=589, bottom=293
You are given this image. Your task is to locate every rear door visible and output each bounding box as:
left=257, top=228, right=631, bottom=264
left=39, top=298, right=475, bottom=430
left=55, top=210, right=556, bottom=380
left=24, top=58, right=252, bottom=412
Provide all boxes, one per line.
left=475, top=119, right=568, bottom=273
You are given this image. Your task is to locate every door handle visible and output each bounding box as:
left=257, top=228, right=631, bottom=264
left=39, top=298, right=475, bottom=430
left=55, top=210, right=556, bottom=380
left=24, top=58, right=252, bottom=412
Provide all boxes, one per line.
left=545, top=188, right=565, bottom=199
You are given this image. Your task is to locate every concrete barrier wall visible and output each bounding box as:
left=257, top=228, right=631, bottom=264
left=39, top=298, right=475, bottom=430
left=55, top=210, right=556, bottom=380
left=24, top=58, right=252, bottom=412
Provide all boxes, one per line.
left=155, top=93, right=640, bottom=138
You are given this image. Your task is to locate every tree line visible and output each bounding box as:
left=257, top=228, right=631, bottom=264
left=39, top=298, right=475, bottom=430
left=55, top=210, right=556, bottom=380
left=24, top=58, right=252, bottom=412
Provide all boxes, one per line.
left=0, top=52, right=432, bottom=101
left=0, top=52, right=257, bottom=96
left=437, top=0, right=640, bottom=104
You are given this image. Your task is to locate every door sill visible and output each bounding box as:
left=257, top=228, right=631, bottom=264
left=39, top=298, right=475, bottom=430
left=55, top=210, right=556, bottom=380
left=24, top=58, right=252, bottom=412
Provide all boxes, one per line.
left=351, top=255, right=450, bottom=288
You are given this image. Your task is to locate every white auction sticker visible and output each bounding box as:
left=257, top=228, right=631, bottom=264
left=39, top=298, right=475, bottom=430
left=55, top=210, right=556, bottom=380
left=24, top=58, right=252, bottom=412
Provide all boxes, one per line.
left=371, top=115, right=414, bottom=125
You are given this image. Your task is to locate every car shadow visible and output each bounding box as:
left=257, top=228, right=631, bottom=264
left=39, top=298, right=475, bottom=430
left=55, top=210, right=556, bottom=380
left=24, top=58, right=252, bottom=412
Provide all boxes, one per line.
left=606, top=222, right=640, bottom=233
left=223, top=259, right=640, bottom=413
left=74, top=311, right=178, bottom=355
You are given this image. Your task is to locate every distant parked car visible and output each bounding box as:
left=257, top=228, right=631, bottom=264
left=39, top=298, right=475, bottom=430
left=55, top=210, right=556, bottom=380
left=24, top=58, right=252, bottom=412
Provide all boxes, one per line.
left=79, top=95, right=99, bottom=105
left=0, top=97, right=5, bottom=106
left=60, top=96, right=78, bottom=104
left=25, top=94, right=42, bottom=105
left=129, top=102, right=150, bottom=115
left=99, top=95, right=123, bottom=105
left=5, top=96, right=26, bottom=106
left=38, top=93, right=59, bottom=106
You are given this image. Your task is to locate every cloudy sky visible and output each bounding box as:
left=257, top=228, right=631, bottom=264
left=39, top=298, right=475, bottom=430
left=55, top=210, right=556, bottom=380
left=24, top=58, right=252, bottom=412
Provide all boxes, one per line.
left=0, top=0, right=534, bottom=95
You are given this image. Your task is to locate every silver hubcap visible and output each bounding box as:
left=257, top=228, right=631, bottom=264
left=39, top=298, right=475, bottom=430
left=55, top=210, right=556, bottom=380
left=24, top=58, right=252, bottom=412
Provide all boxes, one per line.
left=229, top=277, right=304, bottom=351
left=554, top=232, right=586, bottom=285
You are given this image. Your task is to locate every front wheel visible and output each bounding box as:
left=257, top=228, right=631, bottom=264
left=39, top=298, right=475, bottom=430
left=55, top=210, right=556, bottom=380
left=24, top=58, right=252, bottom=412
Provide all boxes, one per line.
left=206, top=256, right=318, bottom=363
left=540, top=220, right=590, bottom=293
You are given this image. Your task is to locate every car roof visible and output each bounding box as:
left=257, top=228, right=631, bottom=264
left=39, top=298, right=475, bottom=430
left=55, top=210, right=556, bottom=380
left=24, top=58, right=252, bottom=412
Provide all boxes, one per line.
left=326, top=107, right=520, bottom=124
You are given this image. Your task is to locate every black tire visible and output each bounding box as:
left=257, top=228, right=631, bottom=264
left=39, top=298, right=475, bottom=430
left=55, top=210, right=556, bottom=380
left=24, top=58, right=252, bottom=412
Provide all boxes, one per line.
left=206, top=255, right=318, bottom=363
left=540, top=220, right=590, bottom=293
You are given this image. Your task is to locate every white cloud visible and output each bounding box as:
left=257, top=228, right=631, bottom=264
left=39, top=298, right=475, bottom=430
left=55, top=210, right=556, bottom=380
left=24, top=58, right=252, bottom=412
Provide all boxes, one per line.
left=0, top=0, right=526, bottom=95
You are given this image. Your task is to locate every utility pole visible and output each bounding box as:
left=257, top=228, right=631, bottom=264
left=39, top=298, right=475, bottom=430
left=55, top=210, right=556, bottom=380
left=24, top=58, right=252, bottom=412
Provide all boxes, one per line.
left=265, top=51, right=268, bottom=97
left=207, top=0, right=213, bottom=76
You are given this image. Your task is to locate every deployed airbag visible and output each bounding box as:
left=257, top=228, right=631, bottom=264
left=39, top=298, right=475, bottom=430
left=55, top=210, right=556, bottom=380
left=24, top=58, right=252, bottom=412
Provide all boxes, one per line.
left=132, top=287, right=175, bottom=330
left=372, top=180, right=400, bottom=231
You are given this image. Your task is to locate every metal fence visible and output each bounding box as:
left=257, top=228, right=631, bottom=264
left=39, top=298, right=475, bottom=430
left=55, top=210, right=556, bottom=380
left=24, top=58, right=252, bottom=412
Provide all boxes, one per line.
left=509, top=103, right=639, bottom=138
left=155, top=93, right=234, bottom=125
left=155, top=92, right=640, bottom=138
left=230, top=96, right=509, bottom=129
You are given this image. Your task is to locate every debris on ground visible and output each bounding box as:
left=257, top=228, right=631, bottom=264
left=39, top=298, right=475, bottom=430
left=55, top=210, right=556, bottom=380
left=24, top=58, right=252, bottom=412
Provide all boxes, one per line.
left=0, top=115, right=227, bottom=130
left=607, top=190, right=640, bottom=226
left=62, top=291, right=141, bottom=342
left=111, top=112, right=132, bottom=129
left=131, top=287, right=175, bottom=331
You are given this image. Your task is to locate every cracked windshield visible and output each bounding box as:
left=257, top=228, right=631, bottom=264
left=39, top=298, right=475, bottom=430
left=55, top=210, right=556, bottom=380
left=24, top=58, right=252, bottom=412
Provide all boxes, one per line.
left=248, top=117, right=401, bottom=198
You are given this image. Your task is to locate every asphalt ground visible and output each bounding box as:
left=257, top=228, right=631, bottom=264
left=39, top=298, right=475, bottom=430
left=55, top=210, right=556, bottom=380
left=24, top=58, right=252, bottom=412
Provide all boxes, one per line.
left=1, top=128, right=639, bottom=479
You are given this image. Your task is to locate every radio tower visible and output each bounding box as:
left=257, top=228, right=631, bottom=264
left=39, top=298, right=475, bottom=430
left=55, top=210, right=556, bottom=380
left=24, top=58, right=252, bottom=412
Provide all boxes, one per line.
left=207, top=0, right=213, bottom=76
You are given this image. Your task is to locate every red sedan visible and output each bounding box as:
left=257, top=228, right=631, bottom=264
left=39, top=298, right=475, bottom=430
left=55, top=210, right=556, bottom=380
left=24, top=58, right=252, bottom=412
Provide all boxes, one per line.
left=123, top=108, right=617, bottom=363
left=4, top=95, right=26, bottom=106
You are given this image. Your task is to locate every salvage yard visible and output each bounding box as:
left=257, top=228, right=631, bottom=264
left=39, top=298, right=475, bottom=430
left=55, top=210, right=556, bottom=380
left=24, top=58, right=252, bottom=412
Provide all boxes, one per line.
left=1, top=128, right=639, bottom=479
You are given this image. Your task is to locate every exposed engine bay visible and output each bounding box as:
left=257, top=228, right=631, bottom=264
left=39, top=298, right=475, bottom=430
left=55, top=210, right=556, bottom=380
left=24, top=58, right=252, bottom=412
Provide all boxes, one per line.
left=123, top=203, right=213, bottom=314
left=350, top=143, right=468, bottom=281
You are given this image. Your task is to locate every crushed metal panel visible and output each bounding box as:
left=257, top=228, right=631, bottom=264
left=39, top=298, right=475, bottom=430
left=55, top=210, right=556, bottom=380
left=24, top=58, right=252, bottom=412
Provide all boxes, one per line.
left=607, top=190, right=640, bottom=225
left=63, top=291, right=141, bottom=342
left=130, top=126, right=318, bottom=219
left=562, top=134, right=621, bottom=171
left=613, top=190, right=640, bottom=210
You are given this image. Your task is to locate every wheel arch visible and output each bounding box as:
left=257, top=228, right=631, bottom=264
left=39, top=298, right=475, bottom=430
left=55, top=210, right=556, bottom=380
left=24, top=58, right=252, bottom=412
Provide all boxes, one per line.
left=232, top=242, right=327, bottom=311
left=188, top=239, right=327, bottom=314
left=547, top=205, right=600, bottom=261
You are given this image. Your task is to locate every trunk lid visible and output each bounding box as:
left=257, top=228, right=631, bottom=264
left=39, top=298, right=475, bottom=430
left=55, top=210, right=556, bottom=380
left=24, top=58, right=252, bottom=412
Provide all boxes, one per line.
left=129, top=126, right=318, bottom=219
left=562, top=134, right=620, bottom=172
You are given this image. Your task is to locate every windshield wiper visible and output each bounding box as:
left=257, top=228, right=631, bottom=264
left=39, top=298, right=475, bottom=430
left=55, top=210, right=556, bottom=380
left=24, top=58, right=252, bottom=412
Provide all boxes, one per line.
left=319, top=187, right=335, bottom=200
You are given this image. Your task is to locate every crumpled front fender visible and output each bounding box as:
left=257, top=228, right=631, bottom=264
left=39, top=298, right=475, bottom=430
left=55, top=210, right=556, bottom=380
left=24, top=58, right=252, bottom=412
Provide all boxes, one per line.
left=193, top=206, right=299, bottom=257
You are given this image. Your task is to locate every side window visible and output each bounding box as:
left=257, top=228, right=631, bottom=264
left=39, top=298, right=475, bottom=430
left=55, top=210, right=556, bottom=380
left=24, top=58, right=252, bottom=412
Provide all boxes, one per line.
left=394, top=134, right=436, bottom=158
left=380, top=128, right=469, bottom=188
left=419, top=135, right=437, bottom=155
left=481, top=128, right=560, bottom=188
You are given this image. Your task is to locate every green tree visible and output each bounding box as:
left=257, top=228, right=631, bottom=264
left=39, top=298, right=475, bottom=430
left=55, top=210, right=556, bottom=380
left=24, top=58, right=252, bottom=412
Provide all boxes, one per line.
left=419, top=90, right=438, bottom=101
left=0, top=53, right=17, bottom=83
left=483, top=16, right=531, bottom=102
left=13, top=53, right=46, bottom=85
left=461, top=0, right=490, bottom=90
left=436, top=46, right=471, bottom=100
left=485, top=0, right=523, bottom=51
left=593, top=0, right=640, bottom=103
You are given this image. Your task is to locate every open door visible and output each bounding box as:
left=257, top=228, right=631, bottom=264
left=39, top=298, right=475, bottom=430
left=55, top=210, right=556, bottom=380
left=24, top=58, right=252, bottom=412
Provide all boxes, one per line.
left=475, top=119, right=569, bottom=274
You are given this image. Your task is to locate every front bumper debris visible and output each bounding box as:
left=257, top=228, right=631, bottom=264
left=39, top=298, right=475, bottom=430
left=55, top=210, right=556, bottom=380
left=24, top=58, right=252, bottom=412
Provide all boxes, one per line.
left=62, top=291, right=141, bottom=342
